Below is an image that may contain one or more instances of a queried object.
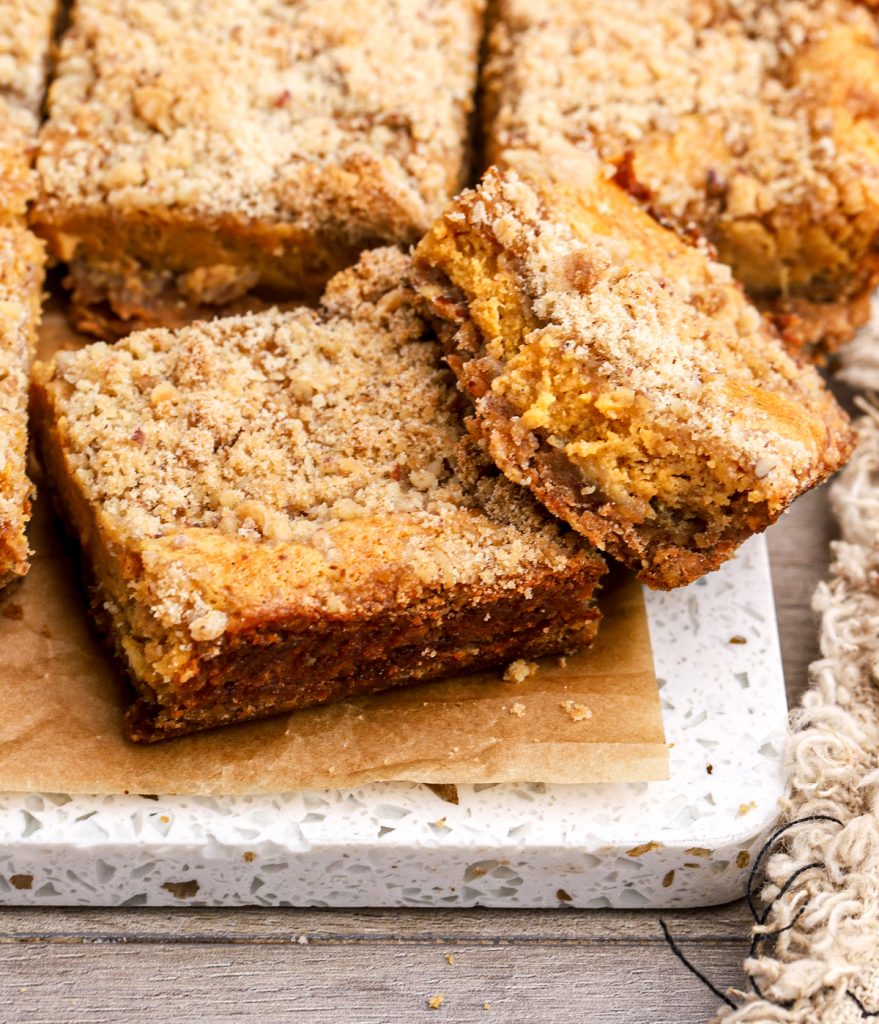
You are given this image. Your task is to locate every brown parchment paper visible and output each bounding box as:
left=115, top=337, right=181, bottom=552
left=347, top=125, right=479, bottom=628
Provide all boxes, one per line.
left=0, top=312, right=667, bottom=796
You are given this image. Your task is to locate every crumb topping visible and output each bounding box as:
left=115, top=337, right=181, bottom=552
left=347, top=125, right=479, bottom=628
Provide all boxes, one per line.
left=0, top=0, right=57, bottom=125
left=36, top=0, right=484, bottom=234
left=37, top=247, right=600, bottom=635
left=413, top=167, right=853, bottom=528
left=485, top=0, right=879, bottom=300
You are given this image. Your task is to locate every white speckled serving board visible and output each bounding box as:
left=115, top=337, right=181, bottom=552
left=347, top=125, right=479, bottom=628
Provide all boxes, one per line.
left=0, top=534, right=787, bottom=909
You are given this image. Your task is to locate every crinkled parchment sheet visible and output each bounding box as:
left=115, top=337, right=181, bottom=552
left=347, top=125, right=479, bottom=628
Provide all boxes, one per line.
left=0, top=313, right=666, bottom=796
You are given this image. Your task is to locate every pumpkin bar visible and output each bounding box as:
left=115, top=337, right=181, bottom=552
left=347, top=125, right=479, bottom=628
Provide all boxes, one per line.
left=0, top=222, right=44, bottom=588
left=482, top=0, right=879, bottom=352
left=32, top=0, right=486, bottom=338
left=0, top=0, right=58, bottom=129
left=411, top=166, right=854, bottom=589
left=32, top=247, right=604, bottom=742
left=0, top=2, right=55, bottom=587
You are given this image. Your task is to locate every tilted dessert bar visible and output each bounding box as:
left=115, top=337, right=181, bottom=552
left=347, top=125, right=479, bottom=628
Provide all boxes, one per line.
left=482, top=0, right=879, bottom=351
left=33, top=0, right=486, bottom=337
left=411, top=166, right=854, bottom=589
left=32, top=248, right=605, bottom=741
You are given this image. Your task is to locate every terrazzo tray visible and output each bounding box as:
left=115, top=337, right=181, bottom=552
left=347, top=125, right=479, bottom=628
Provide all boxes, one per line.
left=0, top=534, right=787, bottom=909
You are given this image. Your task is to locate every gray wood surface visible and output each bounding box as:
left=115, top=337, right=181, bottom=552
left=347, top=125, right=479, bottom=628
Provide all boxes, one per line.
left=0, top=488, right=835, bottom=1024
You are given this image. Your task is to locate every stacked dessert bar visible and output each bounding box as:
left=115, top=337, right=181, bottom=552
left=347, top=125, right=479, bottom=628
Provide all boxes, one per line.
left=5, top=0, right=873, bottom=739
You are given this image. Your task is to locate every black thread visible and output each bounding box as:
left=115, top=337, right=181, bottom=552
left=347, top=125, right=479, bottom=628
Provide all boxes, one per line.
left=747, top=900, right=812, bottom=1007
left=742, top=816, right=845, bottom=1008
left=656, top=815, right=847, bottom=1013
left=746, top=815, right=844, bottom=923
left=658, top=918, right=738, bottom=1009
left=848, top=990, right=879, bottom=1017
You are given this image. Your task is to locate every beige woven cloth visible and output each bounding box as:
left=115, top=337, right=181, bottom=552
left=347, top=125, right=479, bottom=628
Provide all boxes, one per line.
left=713, top=329, right=879, bottom=1021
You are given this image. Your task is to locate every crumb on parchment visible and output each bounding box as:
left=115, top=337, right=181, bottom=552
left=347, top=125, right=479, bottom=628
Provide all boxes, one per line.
left=427, top=994, right=445, bottom=1009
left=504, top=659, right=538, bottom=683
left=560, top=700, right=593, bottom=722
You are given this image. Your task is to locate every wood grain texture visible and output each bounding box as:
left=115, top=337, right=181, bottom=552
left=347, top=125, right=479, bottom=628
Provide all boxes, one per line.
left=0, top=941, right=749, bottom=1024
left=0, top=487, right=834, bottom=1023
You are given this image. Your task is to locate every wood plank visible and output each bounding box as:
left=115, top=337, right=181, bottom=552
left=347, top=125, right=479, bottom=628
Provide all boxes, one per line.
left=0, top=903, right=752, bottom=944
left=767, top=483, right=835, bottom=704
left=0, top=941, right=747, bottom=1024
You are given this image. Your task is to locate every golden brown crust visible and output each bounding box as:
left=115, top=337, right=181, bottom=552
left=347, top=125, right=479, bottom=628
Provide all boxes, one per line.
left=32, top=247, right=604, bottom=740
left=483, top=0, right=879, bottom=353
left=33, top=0, right=486, bottom=333
left=411, top=165, right=855, bottom=588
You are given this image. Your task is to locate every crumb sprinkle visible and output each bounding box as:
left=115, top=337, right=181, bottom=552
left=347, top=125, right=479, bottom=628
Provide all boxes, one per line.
left=504, top=659, right=538, bottom=683
left=560, top=700, right=593, bottom=722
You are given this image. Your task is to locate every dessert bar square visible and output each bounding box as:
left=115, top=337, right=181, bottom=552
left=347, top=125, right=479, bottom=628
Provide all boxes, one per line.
left=33, top=0, right=486, bottom=337
left=0, top=3, right=54, bottom=587
left=411, top=165, right=854, bottom=588
left=0, top=0, right=58, bottom=128
left=32, top=247, right=604, bottom=742
left=0, top=222, right=44, bottom=587
left=482, top=0, right=879, bottom=351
